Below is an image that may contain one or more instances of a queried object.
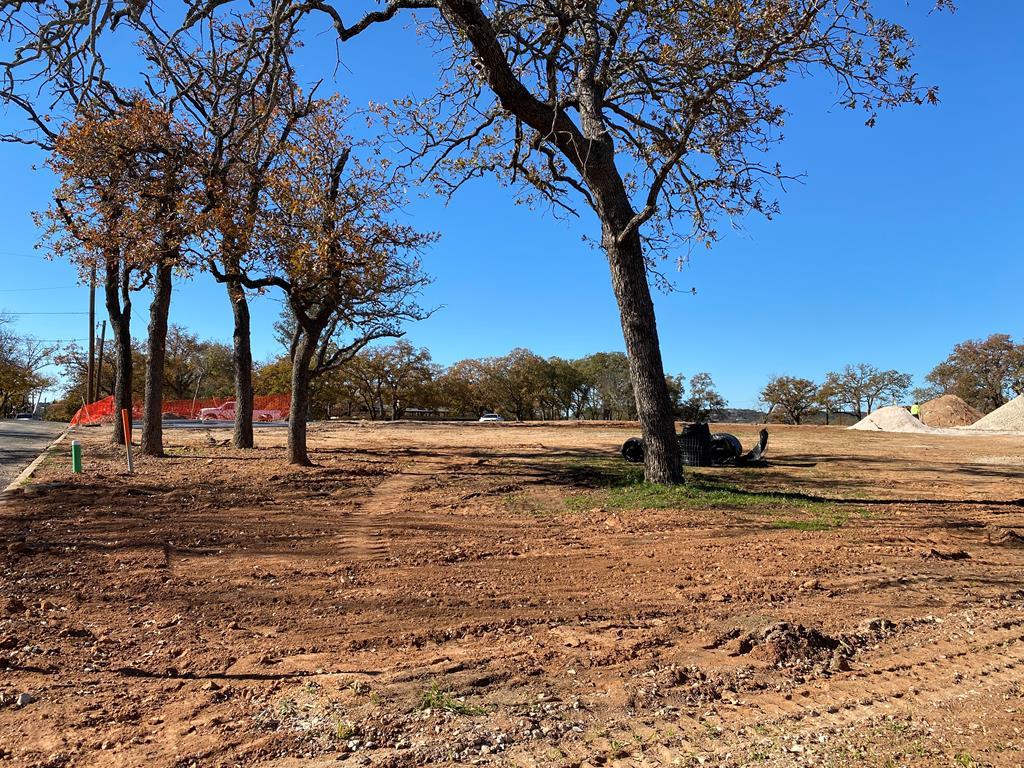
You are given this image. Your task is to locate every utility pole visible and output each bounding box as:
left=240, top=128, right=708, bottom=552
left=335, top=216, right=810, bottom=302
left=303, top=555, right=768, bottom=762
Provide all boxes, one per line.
left=96, top=319, right=107, bottom=397
left=87, top=265, right=96, bottom=403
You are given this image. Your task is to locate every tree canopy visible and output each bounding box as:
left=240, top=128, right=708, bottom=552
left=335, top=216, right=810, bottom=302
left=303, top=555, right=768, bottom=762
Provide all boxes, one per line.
left=925, top=334, right=1024, bottom=413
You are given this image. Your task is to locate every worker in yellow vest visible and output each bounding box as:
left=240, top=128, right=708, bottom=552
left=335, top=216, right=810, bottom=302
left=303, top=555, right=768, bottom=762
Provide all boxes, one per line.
left=910, top=402, right=921, bottom=420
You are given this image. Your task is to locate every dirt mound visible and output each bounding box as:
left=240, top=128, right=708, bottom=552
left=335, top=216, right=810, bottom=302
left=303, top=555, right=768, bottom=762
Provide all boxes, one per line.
left=968, top=394, right=1024, bottom=432
left=732, top=622, right=848, bottom=673
left=919, top=394, right=983, bottom=427
left=849, top=405, right=933, bottom=433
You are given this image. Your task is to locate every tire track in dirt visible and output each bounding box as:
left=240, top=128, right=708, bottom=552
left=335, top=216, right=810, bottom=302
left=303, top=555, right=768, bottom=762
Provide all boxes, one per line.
left=334, top=456, right=453, bottom=562
left=714, top=617, right=1024, bottom=737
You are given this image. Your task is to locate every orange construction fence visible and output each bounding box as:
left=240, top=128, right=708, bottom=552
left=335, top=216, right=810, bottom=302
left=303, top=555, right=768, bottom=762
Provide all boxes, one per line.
left=70, top=394, right=291, bottom=426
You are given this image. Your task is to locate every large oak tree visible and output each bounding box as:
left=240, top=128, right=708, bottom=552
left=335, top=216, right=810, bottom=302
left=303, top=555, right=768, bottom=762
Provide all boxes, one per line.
left=141, top=12, right=313, bottom=449
left=925, top=334, right=1024, bottom=413
left=40, top=100, right=201, bottom=451
left=3, top=0, right=947, bottom=481
left=241, top=100, right=434, bottom=465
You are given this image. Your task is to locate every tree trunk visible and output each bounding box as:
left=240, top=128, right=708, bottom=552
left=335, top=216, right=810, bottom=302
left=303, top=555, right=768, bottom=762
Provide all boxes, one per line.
left=603, top=229, right=682, bottom=484
left=227, top=281, right=255, bottom=449
left=287, top=330, right=317, bottom=466
left=141, top=262, right=173, bottom=457
left=103, top=260, right=133, bottom=446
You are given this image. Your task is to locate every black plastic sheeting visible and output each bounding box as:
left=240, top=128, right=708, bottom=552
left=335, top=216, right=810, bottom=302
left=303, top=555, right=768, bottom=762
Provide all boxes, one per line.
left=620, top=424, right=769, bottom=467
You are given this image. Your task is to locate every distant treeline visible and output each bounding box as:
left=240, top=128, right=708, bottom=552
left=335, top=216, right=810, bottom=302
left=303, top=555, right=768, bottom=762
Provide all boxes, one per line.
left=47, top=325, right=729, bottom=422
left=761, top=334, right=1024, bottom=424
left=255, top=343, right=729, bottom=422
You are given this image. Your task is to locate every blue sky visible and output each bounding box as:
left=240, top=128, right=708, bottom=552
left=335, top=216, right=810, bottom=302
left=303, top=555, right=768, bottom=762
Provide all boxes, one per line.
left=1, top=3, right=1021, bottom=409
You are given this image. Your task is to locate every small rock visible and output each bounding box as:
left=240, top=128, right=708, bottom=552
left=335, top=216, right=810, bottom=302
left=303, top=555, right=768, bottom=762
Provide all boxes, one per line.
left=831, top=656, right=852, bottom=672
left=16, top=692, right=35, bottom=707
left=924, top=548, right=969, bottom=561
left=800, top=579, right=820, bottom=591
left=2, top=598, right=25, bottom=614
left=859, top=617, right=890, bottom=633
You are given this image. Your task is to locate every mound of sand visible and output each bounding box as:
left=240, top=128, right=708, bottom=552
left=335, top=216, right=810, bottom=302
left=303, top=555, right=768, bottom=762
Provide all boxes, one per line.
left=919, top=394, right=983, bottom=427
left=968, top=394, right=1024, bottom=432
left=849, top=405, right=934, bottom=433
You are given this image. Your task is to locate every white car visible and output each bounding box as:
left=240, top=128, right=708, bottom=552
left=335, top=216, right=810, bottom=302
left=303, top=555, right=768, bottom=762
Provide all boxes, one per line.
left=478, top=413, right=503, bottom=423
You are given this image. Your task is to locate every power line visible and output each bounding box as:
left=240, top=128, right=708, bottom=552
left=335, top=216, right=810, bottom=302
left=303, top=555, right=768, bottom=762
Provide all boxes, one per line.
left=0, top=250, right=55, bottom=260
left=1, top=311, right=88, bottom=315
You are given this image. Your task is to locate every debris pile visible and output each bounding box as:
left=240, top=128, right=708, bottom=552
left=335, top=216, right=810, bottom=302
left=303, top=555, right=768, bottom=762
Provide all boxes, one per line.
left=919, top=394, right=983, bottom=427
left=729, top=622, right=850, bottom=675
left=968, top=394, right=1024, bottom=432
left=849, top=405, right=934, bottom=433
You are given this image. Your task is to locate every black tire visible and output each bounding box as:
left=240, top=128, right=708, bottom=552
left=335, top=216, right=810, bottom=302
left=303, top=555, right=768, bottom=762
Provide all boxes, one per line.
left=710, top=433, right=743, bottom=465
left=621, top=437, right=645, bottom=463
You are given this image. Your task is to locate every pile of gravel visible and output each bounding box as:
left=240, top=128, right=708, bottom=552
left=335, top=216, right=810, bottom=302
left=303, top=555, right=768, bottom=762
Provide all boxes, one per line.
left=967, top=394, right=1024, bottom=432
left=920, top=394, right=983, bottom=427
left=849, top=405, right=935, bottom=433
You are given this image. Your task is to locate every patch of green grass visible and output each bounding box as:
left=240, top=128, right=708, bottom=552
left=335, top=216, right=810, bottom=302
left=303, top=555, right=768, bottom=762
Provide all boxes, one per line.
left=334, top=720, right=358, bottom=740
left=277, top=697, right=297, bottom=716
left=608, top=740, right=630, bottom=758
left=772, top=513, right=848, bottom=532
left=884, top=718, right=910, bottom=735
left=907, top=739, right=927, bottom=757
left=562, top=456, right=845, bottom=527
left=418, top=684, right=487, bottom=715
left=852, top=506, right=879, bottom=519
left=701, top=719, right=723, bottom=740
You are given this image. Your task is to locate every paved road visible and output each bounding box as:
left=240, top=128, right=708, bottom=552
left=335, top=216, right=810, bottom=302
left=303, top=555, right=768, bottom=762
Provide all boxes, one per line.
left=0, top=420, right=67, bottom=489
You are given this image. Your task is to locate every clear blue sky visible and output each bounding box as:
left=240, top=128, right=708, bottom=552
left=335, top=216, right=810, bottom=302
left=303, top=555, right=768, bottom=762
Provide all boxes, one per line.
left=1, top=3, right=1021, bottom=409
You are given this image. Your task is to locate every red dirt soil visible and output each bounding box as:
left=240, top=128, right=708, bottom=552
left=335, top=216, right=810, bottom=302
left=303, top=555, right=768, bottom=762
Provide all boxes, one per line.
left=1, top=422, right=1023, bottom=767
left=919, top=394, right=984, bottom=428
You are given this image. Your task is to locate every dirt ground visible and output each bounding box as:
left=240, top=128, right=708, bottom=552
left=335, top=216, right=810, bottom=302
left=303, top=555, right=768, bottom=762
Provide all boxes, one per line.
left=1, top=421, right=1023, bottom=768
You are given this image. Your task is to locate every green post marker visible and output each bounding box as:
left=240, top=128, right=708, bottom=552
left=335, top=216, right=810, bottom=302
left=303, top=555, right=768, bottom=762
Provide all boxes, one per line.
left=71, top=440, right=82, bottom=474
